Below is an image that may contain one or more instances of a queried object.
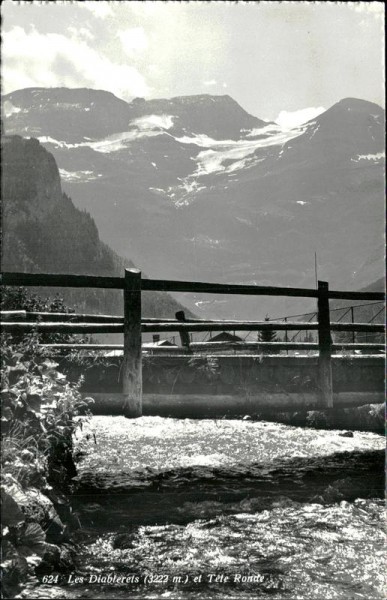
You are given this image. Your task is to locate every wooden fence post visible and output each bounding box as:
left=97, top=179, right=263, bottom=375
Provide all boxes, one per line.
left=317, top=280, right=333, bottom=408
left=175, top=311, right=191, bottom=350
left=284, top=317, right=288, bottom=354
left=350, top=306, right=355, bottom=344
left=122, top=269, right=142, bottom=417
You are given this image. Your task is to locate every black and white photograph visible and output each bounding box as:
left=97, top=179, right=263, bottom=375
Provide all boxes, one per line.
left=0, top=1, right=385, bottom=598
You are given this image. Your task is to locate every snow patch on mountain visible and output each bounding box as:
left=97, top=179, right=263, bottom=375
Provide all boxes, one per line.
left=85, top=130, right=162, bottom=153
left=166, top=179, right=207, bottom=206
left=37, top=111, right=303, bottom=173
left=351, top=152, right=385, bottom=162
left=3, top=101, right=23, bottom=117
left=39, top=128, right=161, bottom=153
left=245, top=123, right=284, bottom=137
left=149, top=187, right=167, bottom=196
left=38, top=136, right=72, bottom=148
left=131, top=114, right=174, bottom=130
left=305, top=122, right=320, bottom=140
left=176, top=125, right=304, bottom=176
left=59, top=168, right=101, bottom=182
left=161, top=124, right=307, bottom=207
left=188, top=234, right=222, bottom=248
left=175, top=133, right=223, bottom=147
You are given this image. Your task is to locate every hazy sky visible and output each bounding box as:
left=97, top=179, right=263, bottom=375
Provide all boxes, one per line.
left=1, top=1, right=385, bottom=126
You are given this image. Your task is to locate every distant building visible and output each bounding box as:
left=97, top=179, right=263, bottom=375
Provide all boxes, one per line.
left=105, top=335, right=178, bottom=357
left=143, top=334, right=178, bottom=348
left=104, top=350, right=123, bottom=357
left=209, top=331, right=243, bottom=343
left=142, top=334, right=179, bottom=353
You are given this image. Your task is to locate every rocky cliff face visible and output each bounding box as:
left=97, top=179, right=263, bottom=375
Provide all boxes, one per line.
left=3, top=89, right=384, bottom=320
left=1, top=135, right=191, bottom=321
left=2, top=136, right=62, bottom=221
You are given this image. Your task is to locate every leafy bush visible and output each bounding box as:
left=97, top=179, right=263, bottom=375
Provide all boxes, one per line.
left=1, top=286, right=72, bottom=314
left=1, top=309, right=92, bottom=595
left=1, top=286, right=84, bottom=345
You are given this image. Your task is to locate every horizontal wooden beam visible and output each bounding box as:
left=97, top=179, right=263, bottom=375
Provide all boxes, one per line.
left=38, top=344, right=124, bottom=350
left=1, top=272, right=124, bottom=289
left=2, top=312, right=277, bottom=325
left=331, top=323, right=384, bottom=333
left=38, top=344, right=189, bottom=354
left=1, top=322, right=124, bottom=334
left=37, top=342, right=384, bottom=354
left=143, top=281, right=384, bottom=301
left=189, top=341, right=385, bottom=352
left=141, top=317, right=239, bottom=323
left=141, top=278, right=319, bottom=297
left=333, top=343, right=384, bottom=351
left=328, top=290, right=384, bottom=301
left=189, top=341, right=316, bottom=351
left=0, top=311, right=206, bottom=324
left=2, top=314, right=383, bottom=333
left=2, top=271, right=384, bottom=302
left=141, top=321, right=319, bottom=332
left=0, top=310, right=124, bottom=323
left=2, top=321, right=383, bottom=336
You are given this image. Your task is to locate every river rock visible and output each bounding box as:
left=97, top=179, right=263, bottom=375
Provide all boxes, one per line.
left=113, top=532, right=137, bottom=549
left=24, top=489, right=65, bottom=543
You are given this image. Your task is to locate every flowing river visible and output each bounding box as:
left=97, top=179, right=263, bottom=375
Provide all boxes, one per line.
left=23, top=417, right=385, bottom=599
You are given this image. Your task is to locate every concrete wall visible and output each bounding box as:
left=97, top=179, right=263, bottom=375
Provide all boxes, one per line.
left=59, top=353, right=384, bottom=417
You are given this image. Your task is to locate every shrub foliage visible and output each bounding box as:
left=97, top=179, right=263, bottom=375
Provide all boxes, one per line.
left=1, top=290, right=92, bottom=597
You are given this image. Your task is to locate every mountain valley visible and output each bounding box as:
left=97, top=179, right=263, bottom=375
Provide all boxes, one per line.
left=3, top=88, right=384, bottom=320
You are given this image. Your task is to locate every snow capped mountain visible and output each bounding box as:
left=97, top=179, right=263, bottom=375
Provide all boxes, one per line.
left=2, top=88, right=384, bottom=320
left=3, top=88, right=267, bottom=142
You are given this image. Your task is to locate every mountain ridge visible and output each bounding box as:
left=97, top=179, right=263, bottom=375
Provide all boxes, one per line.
left=3, top=88, right=268, bottom=142
left=2, top=88, right=384, bottom=321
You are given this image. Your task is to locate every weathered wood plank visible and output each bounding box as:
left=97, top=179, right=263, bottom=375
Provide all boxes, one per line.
left=0, top=311, right=123, bottom=323
left=36, top=342, right=384, bottom=354
left=317, top=281, right=333, bottom=408
left=122, top=269, right=142, bottom=418
left=1, top=272, right=123, bottom=289
left=2, top=271, right=383, bottom=301
left=328, top=290, right=384, bottom=301
left=141, top=321, right=319, bottom=332
left=38, top=344, right=125, bottom=350
left=332, top=343, right=384, bottom=351
left=1, top=322, right=124, bottom=333
left=189, top=341, right=318, bottom=351
left=141, top=278, right=319, bottom=297
left=2, top=320, right=382, bottom=334
left=0, top=321, right=384, bottom=340
left=0, top=310, right=27, bottom=321
left=330, top=323, right=384, bottom=333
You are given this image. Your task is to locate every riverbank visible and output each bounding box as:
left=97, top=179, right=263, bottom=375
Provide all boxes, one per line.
left=259, top=402, right=385, bottom=433
left=16, top=415, right=385, bottom=599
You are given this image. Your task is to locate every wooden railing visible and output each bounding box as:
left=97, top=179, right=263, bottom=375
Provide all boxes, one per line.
left=1, top=270, right=384, bottom=417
